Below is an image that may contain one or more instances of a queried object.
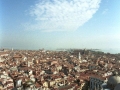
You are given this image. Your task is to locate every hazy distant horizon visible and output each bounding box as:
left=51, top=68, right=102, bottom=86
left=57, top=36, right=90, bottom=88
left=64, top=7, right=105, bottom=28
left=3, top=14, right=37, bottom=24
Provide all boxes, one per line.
left=1, top=0, right=120, bottom=53
left=1, top=46, right=120, bottom=54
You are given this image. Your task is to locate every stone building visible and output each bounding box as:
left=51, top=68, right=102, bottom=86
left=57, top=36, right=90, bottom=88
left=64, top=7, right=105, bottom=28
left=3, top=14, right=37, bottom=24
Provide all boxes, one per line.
left=90, top=76, right=104, bottom=90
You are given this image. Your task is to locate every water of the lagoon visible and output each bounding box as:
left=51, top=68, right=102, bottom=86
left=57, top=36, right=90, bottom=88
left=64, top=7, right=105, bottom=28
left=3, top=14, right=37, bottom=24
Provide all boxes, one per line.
left=101, top=49, right=120, bottom=54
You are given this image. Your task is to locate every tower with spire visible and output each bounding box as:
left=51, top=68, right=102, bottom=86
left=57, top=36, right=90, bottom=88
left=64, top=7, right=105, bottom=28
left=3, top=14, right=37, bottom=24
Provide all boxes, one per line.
left=12, top=47, right=13, bottom=51
left=78, top=52, right=81, bottom=60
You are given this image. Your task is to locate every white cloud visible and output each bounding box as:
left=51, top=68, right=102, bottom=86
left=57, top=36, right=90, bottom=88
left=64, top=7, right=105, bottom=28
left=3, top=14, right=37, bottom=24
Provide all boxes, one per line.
left=25, top=0, right=101, bottom=32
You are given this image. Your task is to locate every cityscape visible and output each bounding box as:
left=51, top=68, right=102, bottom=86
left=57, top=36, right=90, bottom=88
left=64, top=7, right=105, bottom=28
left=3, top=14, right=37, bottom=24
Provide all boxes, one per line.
left=1, top=0, right=120, bottom=90
left=0, top=48, right=120, bottom=90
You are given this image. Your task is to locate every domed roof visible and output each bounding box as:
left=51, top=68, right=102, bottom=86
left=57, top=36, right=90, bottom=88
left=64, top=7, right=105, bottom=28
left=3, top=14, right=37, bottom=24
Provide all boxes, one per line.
left=107, top=75, right=120, bottom=86
left=114, top=83, right=120, bottom=90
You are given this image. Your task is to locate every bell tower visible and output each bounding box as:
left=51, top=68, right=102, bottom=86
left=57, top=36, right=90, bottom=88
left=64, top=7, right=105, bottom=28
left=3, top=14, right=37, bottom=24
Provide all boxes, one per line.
left=78, top=52, right=81, bottom=60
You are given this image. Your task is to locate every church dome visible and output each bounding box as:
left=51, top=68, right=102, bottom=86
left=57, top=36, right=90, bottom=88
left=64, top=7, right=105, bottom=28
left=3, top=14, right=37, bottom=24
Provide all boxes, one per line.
left=107, top=75, right=120, bottom=86
left=114, top=83, right=120, bottom=90
left=107, top=71, right=120, bottom=90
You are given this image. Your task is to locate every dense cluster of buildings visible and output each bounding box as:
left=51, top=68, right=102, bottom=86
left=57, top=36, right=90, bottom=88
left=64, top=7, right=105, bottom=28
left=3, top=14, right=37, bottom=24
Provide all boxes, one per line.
left=0, top=49, right=120, bottom=90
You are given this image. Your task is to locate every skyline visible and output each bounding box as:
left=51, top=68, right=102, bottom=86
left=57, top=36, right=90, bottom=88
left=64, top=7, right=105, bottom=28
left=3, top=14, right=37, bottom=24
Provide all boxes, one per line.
left=0, top=0, right=120, bottom=53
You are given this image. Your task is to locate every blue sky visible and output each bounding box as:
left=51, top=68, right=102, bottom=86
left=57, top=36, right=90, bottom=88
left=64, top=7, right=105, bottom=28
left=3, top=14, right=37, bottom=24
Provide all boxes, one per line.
left=0, top=0, right=120, bottom=52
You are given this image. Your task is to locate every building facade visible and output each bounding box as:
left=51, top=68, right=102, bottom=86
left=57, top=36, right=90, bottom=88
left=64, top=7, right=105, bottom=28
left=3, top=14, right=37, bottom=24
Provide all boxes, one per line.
left=90, top=76, right=104, bottom=90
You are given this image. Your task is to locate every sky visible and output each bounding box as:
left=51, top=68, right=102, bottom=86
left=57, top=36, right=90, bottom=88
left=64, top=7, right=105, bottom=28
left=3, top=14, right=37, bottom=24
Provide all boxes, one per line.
left=0, top=0, right=120, bottom=53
